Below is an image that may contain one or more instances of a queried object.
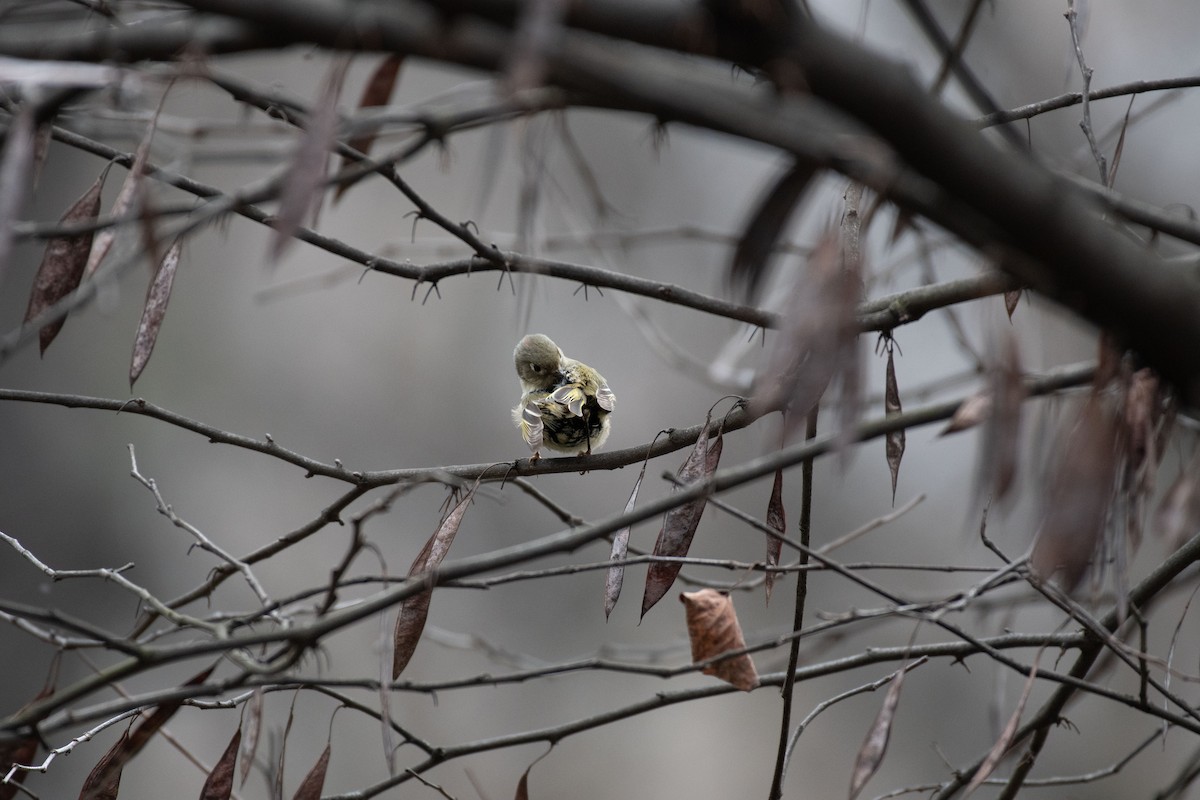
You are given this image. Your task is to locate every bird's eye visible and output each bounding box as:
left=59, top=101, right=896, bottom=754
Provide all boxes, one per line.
left=530, top=363, right=541, bottom=373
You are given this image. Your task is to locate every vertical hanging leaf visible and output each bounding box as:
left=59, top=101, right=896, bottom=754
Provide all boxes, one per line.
left=884, top=343, right=904, bottom=504
left=1031, top=397, right=1120, bottom=591
left=1, top=638, right=59, bottom=800
left=273, top=695, right=299, bottom=800
left=847, top=665, right=908, bottom=800
left=78, top=729, right=129, bottom=800
left=1003, top=289, right=1022, bottom=319
left=680, top=589, right=759, bottom=691
left=334, top=54, right=405, bottom=202
left=199, top=727, right=241, bottom=800
left=604, top=459, right=647, bottom=620
left=30, top=123, right=52, bottom=190
left=514, top=762, right=533, bottom=800
left=129, top=237, right=182, bottom=385
left=1157, top=445, right=1200, bottom=552
left=393, top=482, right=478, bottom=678
left=979, top=333, right=1024, bottom=505
left=80, top=664, right=214, bottom=799
left=238, top=687, right=263, bottom=787
left=290, top=744, right=330, bottom=800
left=728, top=159, right=817, bottom=299
left=640, top=420, right=721, bottom=618
left=270, top=58, right=350, bottom=263
left=85, top=116, right=158, bottom=280
left=764, top=468, right=786, bottom=604
left=24, top=166, right=108, bottom=353
left=0, top=105, right=35, bottom=284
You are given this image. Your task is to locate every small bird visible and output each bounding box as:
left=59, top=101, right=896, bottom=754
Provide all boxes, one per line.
left=513, top=334, right=616, bottom=461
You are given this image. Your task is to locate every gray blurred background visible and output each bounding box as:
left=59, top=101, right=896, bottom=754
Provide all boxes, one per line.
left=2, top=1, right=1200, bottom=797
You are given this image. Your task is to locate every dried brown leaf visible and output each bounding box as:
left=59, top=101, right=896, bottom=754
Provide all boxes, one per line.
left=199, top=727, right=241, bottom=800
left=291, top=744, right=330, bottom=800
left=30, top=123, right=52, bottom=190
left=749, top=230, right=862, bottom=442
left=680, top=589, right=759, bottom=691
left=0, top=105, right=35, bottom=284
left=764, top=468, right=785, bottom=604
left=641, top=420, right=720, bottom=618
left=1156, top=445, right=1200, bottom=552
left=729, top=159, right=817, bottom=299
left=271, top=58, right=350, bottom=263
left=1123, top=368, right=1162, bottom=548
left=78, top=729, right=128, bottom=800
left=963, top=650, right=1043, bottom=797
left=847, top=665, right=907, bottom=800
left=514, top=762, right=532, bottom=800
left=884, top=345, right=904, bottom=504
left=129, top=237, right=182, bottom=385
left=334, top=54, right=405, bottom=202
left=238, top=687, right=263, bottom=787
left=1003, top=288, right=1021, bottom=319
left=1107, top=96, right=1136, bottom=188
left=940, top=392, right=991, bottom=435
left=0, top=662, right=58, bottom=800
left=274, top=694, right=299, bottom=800
left=393, top=483, right=478, bottom=678
left=1031, top=397, right=1120, bottom=591
left=980, top=333, right=1024, bottom=504
left=24, top=165, right=107, bottom=354
left=86, top=116, right=158, bottom=280
left=605, top=459, right=647, bottom=620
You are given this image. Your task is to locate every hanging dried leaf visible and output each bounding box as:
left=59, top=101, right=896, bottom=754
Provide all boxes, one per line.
left=1107, top=96, right=1136, bottom=188
left=199, top=727, right=241, bottom=800
left=291, top=744, right=330, bottom=800
left=884, top=344, right=904, bottom=504
left=393, top=483, right=478, bottom=678
left=729, top=159, right=817, bottom=299
left=30, top=123, right=52, bottom=190
left=940, top=392, right=991, bottom=435
left=641, top=421, right=720, bottom=618
left=680, top=589, right=759, bottom=691
left=0, top=660, right=58, bottom=800
left=847, top=665, right=908, bottom=800
left=1031, top=397, right=1120, bottom=591
left=514, top=762, right=532, bottom=800
left=273, top=694, right=299, bottom=800
left=0, top=105, right=35, bottom=284
left=979, top=333, right=1024, bottom=504
left=24, top=166, right=108, bottom=354
left=1003, top=289, right=1021, bottom=319
left=239, top=687, right=263, bottom=787
left=749, top=230, right=862, bottom=443
left=270, top=58, right=350, bottom=263
left=334, top=54, right=405, bottom=202
left=963, top=651, right=1043, bottom=797
left=1123, top=368, right=1163, bottom=549
left=764, top=468, right=786, bottom=604
left=1156, top=445, right=1200, bottom=552
left=129, top=237, right=182, bottom=385
left=605, top=459, right=647, bottom=620
left=78, top=729, right=129, bottom=800
left=86, top=115, right=158, bottom=280
left=80, top=664, right=214, bottom=798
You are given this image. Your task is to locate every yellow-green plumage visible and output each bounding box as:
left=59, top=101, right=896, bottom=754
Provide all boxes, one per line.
left=513, top=334, right=615, bottom=459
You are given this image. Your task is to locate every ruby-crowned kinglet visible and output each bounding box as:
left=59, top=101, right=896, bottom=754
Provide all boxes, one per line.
left=512, top=333, right=616, bottom=460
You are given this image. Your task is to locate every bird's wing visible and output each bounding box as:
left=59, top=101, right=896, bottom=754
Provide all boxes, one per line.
left=549, top=383, right=588, bottom=417
left=595, top=381, right=615, bottom=411
left=514, top=400, right=544, bottom=451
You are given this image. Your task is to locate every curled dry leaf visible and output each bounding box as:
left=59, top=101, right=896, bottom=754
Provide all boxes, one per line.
left=641, top=420, right=722, bottom=618
left=24, top=166, right=107, bottom=353
left=680, top=589, right=759, bottom=691
left=847, top=665, right=907, bottom=800
left=979, top=333, right=1023, bottom=504
left=86, top=115, right=158, bottom=280
left=291, top=744, right=330, bottom=800
left=129, top=237, right=182, bottom=385
left=393, top=483, right=478, bottom=678
left=940, top=392, right=991, bottom=435
left=884, top=344, right=904, bottom=505
left=604, top=458, right=647, bottom=620
left=729, top=159, right=817, bottom=299
left=335, top=54, right=405, bottom=202
left=749, top=229, right=862, bottom=443
left=1156, top=444, right=1200, bottom=552
left=238, top=687, right=263, bottom=787
left=271, top=58, right=350, bottom=263
left=1031, top=397, right=1120, bottom=591
left=199, top=727, right=241, bottom=800
left=764, top=468, right=785, bottom=604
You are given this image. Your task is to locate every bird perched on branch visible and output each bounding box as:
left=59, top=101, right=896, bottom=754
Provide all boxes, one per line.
left=512, top=334, right=616, bottom=461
